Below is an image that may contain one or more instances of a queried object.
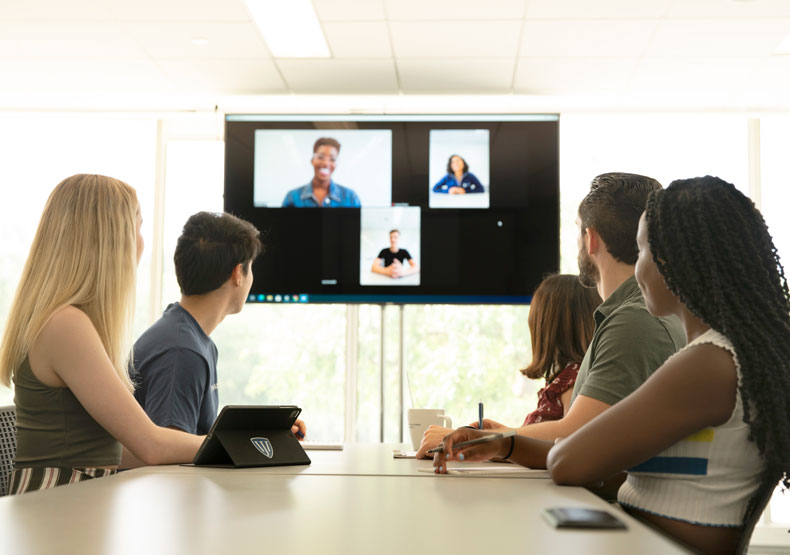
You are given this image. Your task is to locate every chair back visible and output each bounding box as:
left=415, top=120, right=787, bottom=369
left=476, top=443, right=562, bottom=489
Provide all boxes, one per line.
left=0, top=405, right=16, bottom=496
left=735, top=478, right=780, bottom=555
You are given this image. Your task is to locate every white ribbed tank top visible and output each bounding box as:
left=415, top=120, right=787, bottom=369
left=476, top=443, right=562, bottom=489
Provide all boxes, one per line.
left=618, top=329, right=763, bottom=526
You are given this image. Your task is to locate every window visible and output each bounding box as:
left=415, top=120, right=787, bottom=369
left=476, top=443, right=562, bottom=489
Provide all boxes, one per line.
left=558, top=113, right=749, bottom=272
left=402, top=304, right=535, bottom=434
left=755, top=116, right=790, bottom=534
left=210, top=304, right=347, bottom=441
left=759, top=116, right=790, bottom=268
left=356, top=304, right=539, bottom=444
left=160, top=141, right=225, bottom=305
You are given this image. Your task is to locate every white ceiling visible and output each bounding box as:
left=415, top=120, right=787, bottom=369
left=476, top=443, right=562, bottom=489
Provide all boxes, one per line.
left=1, top=0, right=790, bottom=102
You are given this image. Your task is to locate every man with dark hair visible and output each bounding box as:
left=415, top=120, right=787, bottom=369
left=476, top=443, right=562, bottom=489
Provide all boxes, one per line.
left=568, top=173, right=685, bottom=414
left=132, top=212, right=306, bottom=438
left=577, top=172, right=659, bottom=287
left=417, top=172, right=685, bottom=461
left=282, top=137, right=361, bottom=207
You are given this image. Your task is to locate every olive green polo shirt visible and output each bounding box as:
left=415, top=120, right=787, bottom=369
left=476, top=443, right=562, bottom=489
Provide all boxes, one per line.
left=571, top=275, right=686, bottom=406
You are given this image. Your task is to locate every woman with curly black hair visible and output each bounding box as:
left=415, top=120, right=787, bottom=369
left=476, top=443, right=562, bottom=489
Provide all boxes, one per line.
left=434, top=176, right=790, bottom=554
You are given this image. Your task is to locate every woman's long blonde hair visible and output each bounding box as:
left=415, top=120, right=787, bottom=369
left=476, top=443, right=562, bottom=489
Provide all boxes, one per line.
left=0, top=174, right=139, bottom=391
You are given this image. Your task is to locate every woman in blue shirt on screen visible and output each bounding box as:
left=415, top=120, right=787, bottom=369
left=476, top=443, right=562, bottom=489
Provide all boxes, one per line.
left=432, top=154, right=485, bottom=194
left=282, top=137, right=361, bottom=208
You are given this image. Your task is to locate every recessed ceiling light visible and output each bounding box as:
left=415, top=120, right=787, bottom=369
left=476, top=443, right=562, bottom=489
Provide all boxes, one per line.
left=191, top=37, right=209, bottom=46
left=244, top=0, right=330, bottom=58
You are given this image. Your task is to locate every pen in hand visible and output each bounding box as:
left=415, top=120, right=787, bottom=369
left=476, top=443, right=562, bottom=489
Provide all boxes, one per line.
left=478, top=401, right=484, bottom=430
left=427, top=430, right=515, bottom=455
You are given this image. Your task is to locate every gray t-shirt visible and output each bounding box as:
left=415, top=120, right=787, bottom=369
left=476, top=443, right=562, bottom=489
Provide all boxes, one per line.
left=571, top=276, right=686, bottom=406
left=132, top=303, right=218, bottom=435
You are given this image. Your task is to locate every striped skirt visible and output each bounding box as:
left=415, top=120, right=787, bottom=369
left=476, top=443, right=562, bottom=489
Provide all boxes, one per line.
left=9, top=466, right=117, bottom=494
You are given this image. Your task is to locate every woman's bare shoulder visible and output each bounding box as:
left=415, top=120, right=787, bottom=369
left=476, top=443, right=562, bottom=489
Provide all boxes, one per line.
left=666, top=341, right=737, bottom=381
left=654, top=341, right=738, bottom=425
left=38, top=305, right=99, bottom=345
left=30, top=306, right=102, bottom=386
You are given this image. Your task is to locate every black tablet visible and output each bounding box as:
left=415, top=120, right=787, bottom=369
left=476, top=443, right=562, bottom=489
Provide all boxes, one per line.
left=192, top=405, right=311, bottom=468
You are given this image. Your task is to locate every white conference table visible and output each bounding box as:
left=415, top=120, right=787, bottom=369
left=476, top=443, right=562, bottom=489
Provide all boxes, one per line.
left=142, top=443, right=551, bottom=479
left=0, top=444, right=691, bottom=555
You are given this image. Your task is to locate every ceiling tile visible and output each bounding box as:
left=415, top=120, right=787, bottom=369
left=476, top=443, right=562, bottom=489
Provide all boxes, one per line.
left=390, top=21, right=522, bottom=57
left=385, top=0, right=525, bottom=20
left=520, top=20, right=656, bottom=57
left=397, top=59, right=515, bottom=92
left=313, top=0, right=386, bottom=21
left=524, top=0, right=670, bottom=19
left=646, top=19, right=790, bottom=57
left=110, top=0, right=251, bottom=22
left=629, top=57, right=757, bottom=92
left=667, top=0, right=790, bottom=18
left=157, top=59, right=287, bottom=93
left=0, top=59, right=167, bottom=92
left=0, top=0, right=115, bottom=20
left=4, top=0, right=790, bottom=100
left=513, top=57, right=636, bottom=93
left=0, top=22, right=145, bottom=58
left=128, top=22, right=270, bottom=59
left=277, top=59, right=399, bottom=92
left=323, top=22, right=392, bottom=57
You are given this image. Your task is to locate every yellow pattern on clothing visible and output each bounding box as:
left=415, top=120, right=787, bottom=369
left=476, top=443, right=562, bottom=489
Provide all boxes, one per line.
left=684, top=429, right=715, bottom=442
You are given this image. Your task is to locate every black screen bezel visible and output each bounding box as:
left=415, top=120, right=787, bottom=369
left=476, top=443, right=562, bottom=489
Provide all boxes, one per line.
left=224, top=115, right=559, bottom=304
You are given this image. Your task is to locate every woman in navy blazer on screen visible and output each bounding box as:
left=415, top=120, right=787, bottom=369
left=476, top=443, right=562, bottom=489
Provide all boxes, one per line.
left=432, top=154, right=485, bottom=194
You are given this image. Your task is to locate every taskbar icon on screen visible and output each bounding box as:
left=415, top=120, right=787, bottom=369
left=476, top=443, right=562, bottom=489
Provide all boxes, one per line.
left=248, top=293, right=309, bottom=303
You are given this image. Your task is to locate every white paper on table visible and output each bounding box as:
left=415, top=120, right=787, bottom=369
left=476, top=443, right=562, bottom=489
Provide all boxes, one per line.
left=393, top=449, right=418, bottom=458
left=418, top=465, right=550, bottom=477
left=301, top=442, right=344, bottom=450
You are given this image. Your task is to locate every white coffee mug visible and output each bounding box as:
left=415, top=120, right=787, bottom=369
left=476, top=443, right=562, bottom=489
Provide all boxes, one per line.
left=408, top=408, right=452, bottom=450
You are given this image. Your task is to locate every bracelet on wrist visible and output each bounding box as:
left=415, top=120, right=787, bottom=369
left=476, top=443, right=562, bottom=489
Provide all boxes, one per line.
left=502, top=435, right=515, bottom=459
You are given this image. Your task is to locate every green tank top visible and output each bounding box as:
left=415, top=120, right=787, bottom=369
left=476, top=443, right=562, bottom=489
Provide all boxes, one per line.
left=13, top=357, right=122, bottom=468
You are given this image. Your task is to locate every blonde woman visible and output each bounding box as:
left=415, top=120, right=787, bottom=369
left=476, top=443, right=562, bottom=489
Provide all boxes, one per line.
left=0, top=174, right=203, bottom=494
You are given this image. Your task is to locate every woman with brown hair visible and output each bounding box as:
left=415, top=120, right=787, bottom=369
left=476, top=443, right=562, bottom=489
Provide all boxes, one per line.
left=521, top=274, right=601, bottom=424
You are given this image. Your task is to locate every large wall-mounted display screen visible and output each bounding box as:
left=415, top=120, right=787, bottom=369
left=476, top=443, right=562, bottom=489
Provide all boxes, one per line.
left=224, top=114, right=559, bottom=304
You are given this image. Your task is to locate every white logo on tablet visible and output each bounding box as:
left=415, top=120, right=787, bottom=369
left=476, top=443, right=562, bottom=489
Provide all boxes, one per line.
left=251, top=437, right=274, bottom=459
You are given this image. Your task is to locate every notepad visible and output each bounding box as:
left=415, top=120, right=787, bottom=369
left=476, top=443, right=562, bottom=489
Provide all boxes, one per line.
left=393, top=449, right=418, bottom=458
left=301, top=442, right=344, bottom=450
left=419, top=466, right=550, bottom=477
